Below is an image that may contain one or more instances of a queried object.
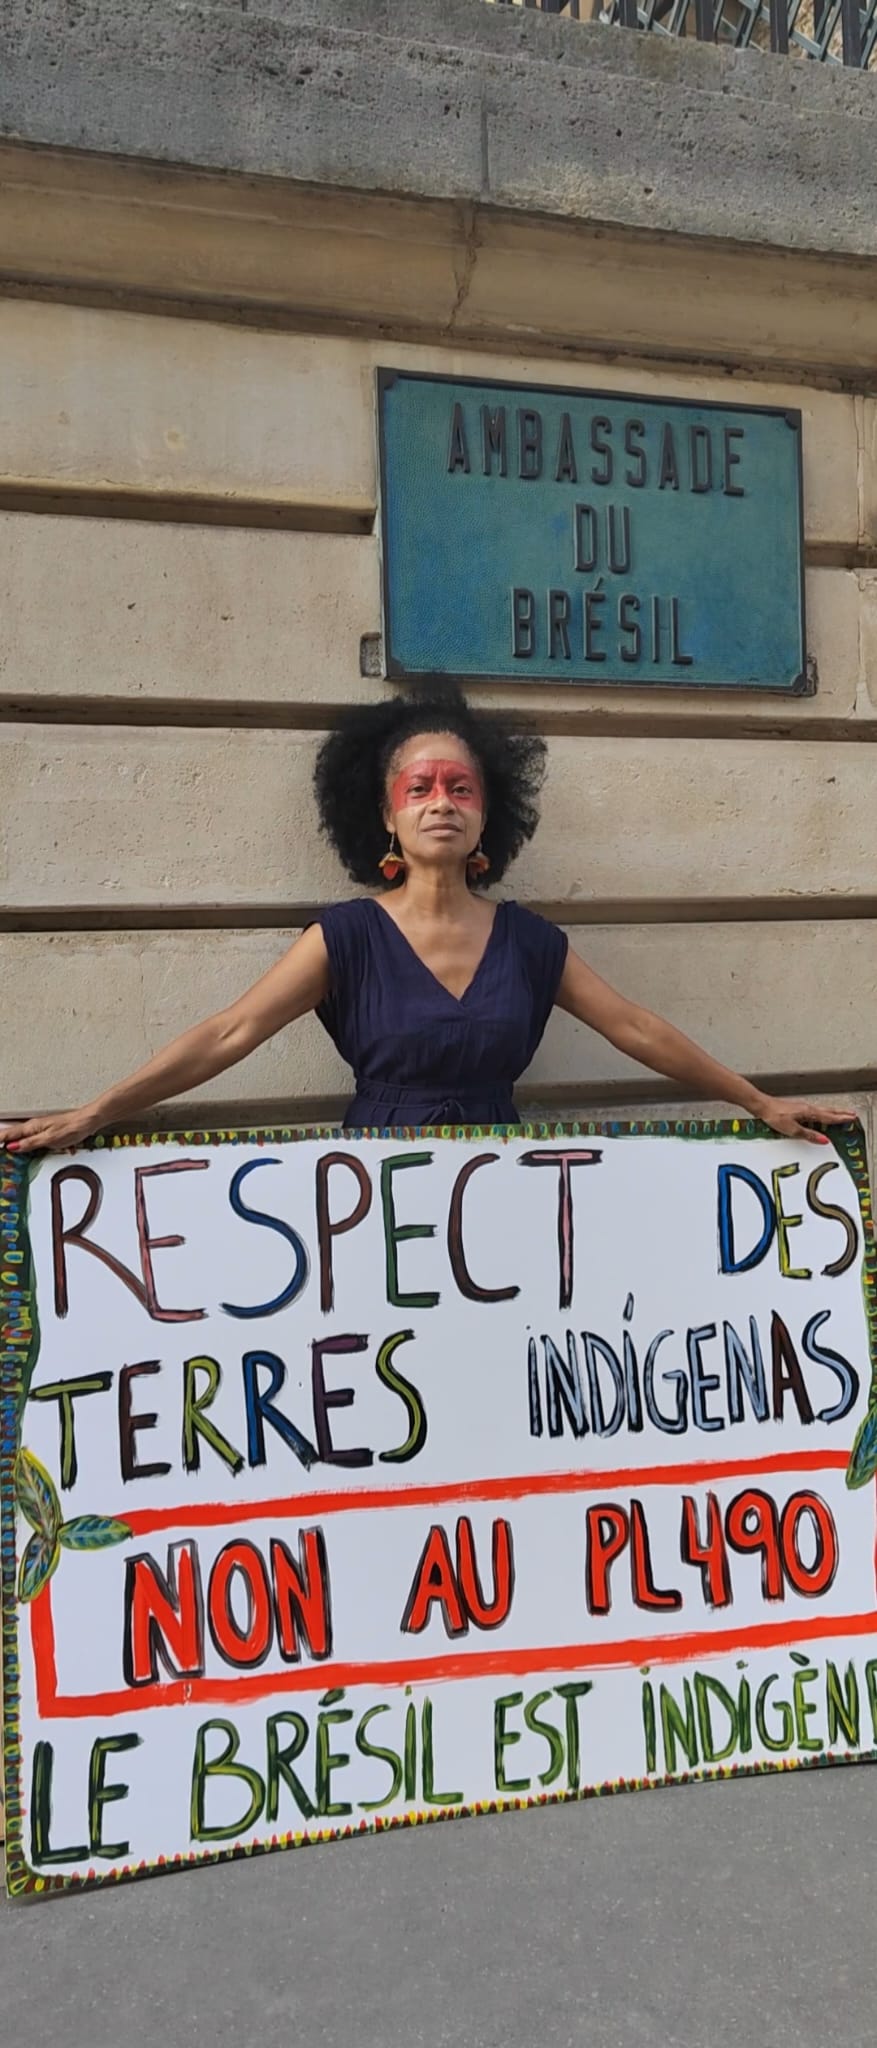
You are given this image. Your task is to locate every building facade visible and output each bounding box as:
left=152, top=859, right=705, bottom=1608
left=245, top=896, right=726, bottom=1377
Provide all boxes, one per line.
left=1, top=0, right=876, bottom=1155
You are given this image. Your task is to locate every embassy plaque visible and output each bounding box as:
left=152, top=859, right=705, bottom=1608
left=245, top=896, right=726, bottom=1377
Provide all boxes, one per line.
left=377, top=371, right=807, bottom=694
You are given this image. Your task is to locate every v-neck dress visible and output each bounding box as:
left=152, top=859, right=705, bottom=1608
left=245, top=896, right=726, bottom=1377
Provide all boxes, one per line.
left=315, top=897, right=568, bottom=1128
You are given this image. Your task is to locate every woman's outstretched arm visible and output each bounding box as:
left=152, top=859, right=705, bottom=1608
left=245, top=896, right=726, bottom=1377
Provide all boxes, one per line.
left=0, top=925, right=331, bottom=1154
left=555, top=948, right=850, bottom=1146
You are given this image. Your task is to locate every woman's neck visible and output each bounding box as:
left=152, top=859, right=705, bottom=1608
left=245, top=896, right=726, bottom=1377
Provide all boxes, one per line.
left=391, top=866, right=477, bottom=921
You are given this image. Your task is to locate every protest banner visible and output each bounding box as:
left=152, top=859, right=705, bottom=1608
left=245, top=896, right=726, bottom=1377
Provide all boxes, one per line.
left=2, top=1118, right=877, bottom=1897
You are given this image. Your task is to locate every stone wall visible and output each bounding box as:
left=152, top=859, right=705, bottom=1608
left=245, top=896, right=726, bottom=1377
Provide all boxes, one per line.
left=1, top=1, right=876, bottom=1154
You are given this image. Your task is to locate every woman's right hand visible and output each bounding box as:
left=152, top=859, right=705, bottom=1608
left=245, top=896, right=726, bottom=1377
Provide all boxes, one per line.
left=0, top=1107, right=102, bottom=1156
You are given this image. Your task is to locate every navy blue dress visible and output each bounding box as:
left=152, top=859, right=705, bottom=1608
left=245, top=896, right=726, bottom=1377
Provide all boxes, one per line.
left=315, top=897, right=569, bottom=1128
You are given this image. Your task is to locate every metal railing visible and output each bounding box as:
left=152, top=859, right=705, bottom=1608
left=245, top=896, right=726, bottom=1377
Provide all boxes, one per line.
left=491, top=0, right=875, bottom=67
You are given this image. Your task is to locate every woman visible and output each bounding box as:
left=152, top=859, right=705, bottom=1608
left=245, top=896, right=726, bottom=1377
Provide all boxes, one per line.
left=0, top=688, right=847, bottom=1153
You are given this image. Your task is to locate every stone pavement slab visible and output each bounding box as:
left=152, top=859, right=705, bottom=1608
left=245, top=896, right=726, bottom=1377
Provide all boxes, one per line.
left=2, top=1765, right=875, bottom=2048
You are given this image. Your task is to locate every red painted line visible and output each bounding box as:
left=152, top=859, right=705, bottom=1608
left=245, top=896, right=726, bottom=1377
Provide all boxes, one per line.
left=31, top=1586, right=877, bottom=1722
left=116, top=1449, right=852, bottom=1536
left=30, top=1592, right=59, bottom=1718
left=29, top=1448, right=870, bottom=1720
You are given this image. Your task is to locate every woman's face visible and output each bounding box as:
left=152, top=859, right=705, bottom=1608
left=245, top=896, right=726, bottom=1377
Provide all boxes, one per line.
left=384, top=731, right=485, bottom=875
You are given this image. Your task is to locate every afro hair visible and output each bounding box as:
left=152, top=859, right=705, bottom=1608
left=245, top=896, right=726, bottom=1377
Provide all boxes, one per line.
left=313, top=685, right=546, bottom=890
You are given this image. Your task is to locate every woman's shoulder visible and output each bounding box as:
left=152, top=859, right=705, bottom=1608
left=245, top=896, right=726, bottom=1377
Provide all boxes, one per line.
left=503, top=900, right=569, bottom=980
left=312, top=897, right=377, bottom=975
left=503, top=899, right=567, bottom=946
left=316, top=895, right=376, bottom=930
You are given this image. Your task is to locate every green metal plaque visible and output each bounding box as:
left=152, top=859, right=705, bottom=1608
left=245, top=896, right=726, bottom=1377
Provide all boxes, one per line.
left=377, top=370, right=807, bottom=693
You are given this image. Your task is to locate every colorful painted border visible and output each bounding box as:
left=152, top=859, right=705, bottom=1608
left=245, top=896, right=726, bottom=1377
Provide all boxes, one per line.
left=2, top=1115, right=874, bottom=1900
left=0, top=1149, right=35, bottom=1898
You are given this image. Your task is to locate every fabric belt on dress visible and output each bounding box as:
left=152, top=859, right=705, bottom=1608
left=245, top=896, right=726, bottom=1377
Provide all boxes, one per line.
left=347, top=1081, right=518, bottom=1127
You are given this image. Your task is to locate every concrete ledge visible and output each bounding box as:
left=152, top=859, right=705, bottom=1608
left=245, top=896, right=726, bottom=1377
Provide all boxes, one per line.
left=3, top=1, right=877, bottom=260
left=4, top=150, right=877, bottom=379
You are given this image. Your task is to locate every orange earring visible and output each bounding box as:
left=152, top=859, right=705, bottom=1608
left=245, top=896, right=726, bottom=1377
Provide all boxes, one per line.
left=379, top=833, right=405, bottom=882
left=467, top=843, right=490, bottom=880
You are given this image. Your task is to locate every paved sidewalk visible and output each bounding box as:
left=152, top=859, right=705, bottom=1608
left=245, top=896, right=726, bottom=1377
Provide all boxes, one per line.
left=2, top=1766, right=875, bottom=2048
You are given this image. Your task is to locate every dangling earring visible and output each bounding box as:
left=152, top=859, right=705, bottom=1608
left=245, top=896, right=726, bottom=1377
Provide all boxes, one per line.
left=467, top=842, right=490, bottom=880
left=379, top=833, right=405, bottom=882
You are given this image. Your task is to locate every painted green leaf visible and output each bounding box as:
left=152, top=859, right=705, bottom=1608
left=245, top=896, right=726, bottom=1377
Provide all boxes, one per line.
left=18, top=1530, right=60, bottom=1604
left=58, top=1515, right=132, bottom=1552
left=846, top=1404, right=877, bottom=1490
left=16, top=1447, right=61, bottom=1543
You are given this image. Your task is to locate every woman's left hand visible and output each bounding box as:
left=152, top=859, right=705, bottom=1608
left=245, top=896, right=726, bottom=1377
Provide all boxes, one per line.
left=754, top=1096, right=853, bottom=1146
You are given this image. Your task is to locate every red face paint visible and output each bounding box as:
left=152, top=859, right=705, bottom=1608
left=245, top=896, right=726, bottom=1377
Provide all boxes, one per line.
left=390, top=758, right=483, bottom=814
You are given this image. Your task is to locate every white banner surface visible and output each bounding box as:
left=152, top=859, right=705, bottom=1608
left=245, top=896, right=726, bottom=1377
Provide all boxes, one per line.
left=3, top=1120, right=877, bottom=1895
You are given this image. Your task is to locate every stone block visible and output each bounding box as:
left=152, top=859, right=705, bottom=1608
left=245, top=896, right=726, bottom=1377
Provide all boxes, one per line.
left=0, top=302, right=374, bottom=513
left=2, top=727, right=873, bottom=912
left=0, top=519, right=380, bottom=708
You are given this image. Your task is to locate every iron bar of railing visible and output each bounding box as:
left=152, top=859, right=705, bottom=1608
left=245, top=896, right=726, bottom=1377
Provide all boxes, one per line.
left=840, top=0, right=863, bottom=59
left=769, top=0, right=790, bottom=49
